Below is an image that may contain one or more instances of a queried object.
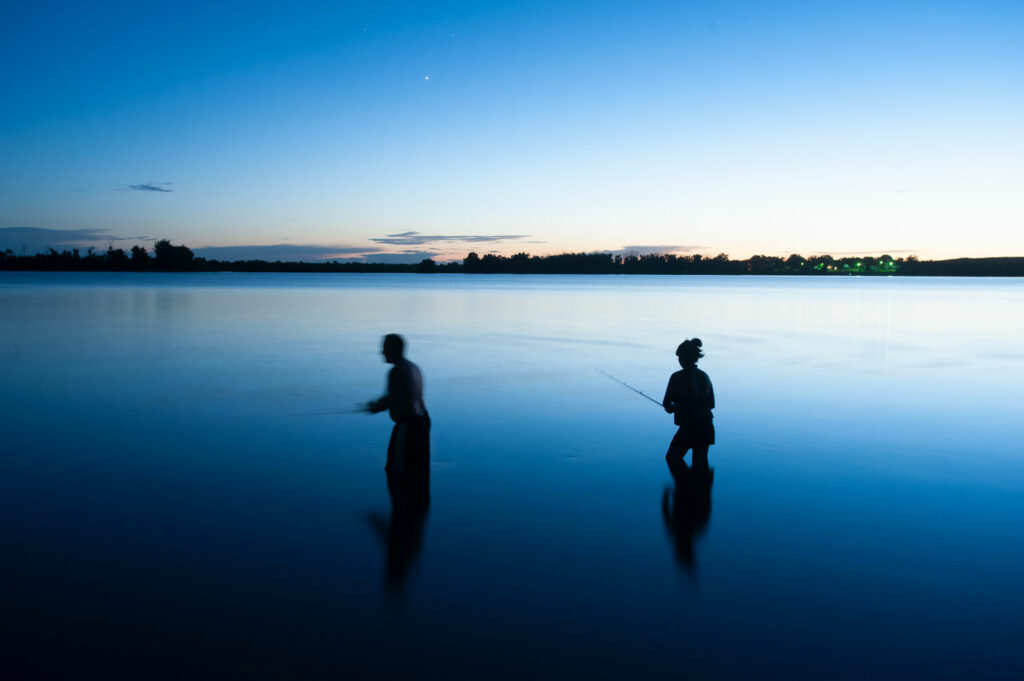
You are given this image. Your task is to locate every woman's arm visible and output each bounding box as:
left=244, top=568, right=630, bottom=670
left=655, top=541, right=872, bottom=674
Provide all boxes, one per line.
left=663, top=375, right=676, bottom=413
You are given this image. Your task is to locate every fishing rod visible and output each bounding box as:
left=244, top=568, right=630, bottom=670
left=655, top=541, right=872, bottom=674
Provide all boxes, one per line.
left=597, top=369, right=662, bottom=408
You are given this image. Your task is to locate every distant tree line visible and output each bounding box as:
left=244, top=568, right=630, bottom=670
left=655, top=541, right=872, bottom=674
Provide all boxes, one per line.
left=2, top=241, right=1022, bottom=276
left=461, top=251, right=909, bottom=275
left=0, top=240, right=199, bottom=272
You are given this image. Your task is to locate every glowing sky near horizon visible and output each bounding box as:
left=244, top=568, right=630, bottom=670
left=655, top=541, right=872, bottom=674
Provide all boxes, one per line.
left=2, top=0, right=1022, bottom=262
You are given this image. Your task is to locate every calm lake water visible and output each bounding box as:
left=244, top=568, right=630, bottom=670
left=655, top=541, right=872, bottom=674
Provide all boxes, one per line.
left=2, top=272, right=1023, bottom=679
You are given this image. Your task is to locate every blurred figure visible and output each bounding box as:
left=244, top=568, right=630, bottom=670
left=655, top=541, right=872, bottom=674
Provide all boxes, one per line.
left=365, top=333, right=430, bottom=594
left=365, top=333, right=430, bottom=477
left=662, top=455, right=713, bottom=571
left=662, top=338, right=715, bottom=470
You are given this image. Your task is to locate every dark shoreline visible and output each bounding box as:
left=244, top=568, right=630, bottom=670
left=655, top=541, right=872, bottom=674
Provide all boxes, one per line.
left=2, top=241, right=1022, bottom=276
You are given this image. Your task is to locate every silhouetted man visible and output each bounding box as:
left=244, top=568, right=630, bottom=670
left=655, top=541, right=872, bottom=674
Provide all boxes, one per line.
left=366, top=333, right=430, bottom=477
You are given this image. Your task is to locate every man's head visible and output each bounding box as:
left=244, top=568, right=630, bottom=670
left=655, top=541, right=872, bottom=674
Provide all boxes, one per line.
left=382, top=333, right=405, bottom=364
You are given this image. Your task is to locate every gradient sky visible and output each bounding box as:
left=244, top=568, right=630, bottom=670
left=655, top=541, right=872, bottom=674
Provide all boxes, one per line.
left=2, top=0, right=1022, bottom=262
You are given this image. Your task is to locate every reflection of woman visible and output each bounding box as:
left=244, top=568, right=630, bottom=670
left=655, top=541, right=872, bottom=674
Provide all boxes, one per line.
left=662, top=338, right=715, bottom=470
left=662, top=456, right=713, bottom=570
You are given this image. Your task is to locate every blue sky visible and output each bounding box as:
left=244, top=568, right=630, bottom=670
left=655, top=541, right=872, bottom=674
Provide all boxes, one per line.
left=2, top=0, right=1022, bottom=262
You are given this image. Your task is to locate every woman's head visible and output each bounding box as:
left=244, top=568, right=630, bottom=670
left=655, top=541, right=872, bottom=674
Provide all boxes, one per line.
left=676, top=338, right=704, bottom=367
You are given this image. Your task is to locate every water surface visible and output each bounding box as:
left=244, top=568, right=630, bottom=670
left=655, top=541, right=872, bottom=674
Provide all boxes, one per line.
left=2, top=272, right=1022, bottom=678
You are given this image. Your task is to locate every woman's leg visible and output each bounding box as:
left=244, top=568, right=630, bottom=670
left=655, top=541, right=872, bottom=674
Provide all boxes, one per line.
left=691, top=445, right=709, bottom=471
left=666, top=427, right=689, bottom=460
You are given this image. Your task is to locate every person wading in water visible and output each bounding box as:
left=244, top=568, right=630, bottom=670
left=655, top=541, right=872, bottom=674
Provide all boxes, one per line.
left=365, top=333, right=430, bottom=592
left=365, top=333, right=430, bottom=476
left=662, top=338, right=715, bottom=471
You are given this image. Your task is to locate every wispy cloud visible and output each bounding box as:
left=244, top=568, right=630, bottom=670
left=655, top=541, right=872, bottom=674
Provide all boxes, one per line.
left=812, top=249, right=918, bottom=255
left=0, top=227, right=152, bottom=253
left=363, top=251, right=441, bottom=264
left=129, top=182, right=174, bottom=193
left=606, top=245, right=703, bottom=257
left=370, top=231, right=529, bottom=246
left=192, top=244, right=443, bottom=264
left=193, top=244, right=383, bottom=262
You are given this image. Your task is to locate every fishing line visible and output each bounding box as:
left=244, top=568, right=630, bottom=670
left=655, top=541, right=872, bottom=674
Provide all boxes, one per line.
left=598, top=368, right=659, bottom=405
left=299, top=408, right=368, bottom=417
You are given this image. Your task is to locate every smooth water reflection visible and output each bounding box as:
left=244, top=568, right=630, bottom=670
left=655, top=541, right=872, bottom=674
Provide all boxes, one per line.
left=1, top=272, right=1023, bottom=678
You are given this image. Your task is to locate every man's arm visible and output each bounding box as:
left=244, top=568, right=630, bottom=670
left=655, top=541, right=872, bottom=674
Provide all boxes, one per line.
left=365, top=369, right=392, bottom=413
left=365, top=395, right=388, bottom=413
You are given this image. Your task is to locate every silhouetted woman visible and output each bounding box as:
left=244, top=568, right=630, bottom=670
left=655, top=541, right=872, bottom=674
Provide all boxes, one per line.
left=663, top=338, right=715, bottom=470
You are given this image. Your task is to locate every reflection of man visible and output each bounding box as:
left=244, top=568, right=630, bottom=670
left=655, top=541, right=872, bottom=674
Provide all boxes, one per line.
left=366, top=486, right=429, bottom=593
left=365, top=334, right=430, bottom=475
